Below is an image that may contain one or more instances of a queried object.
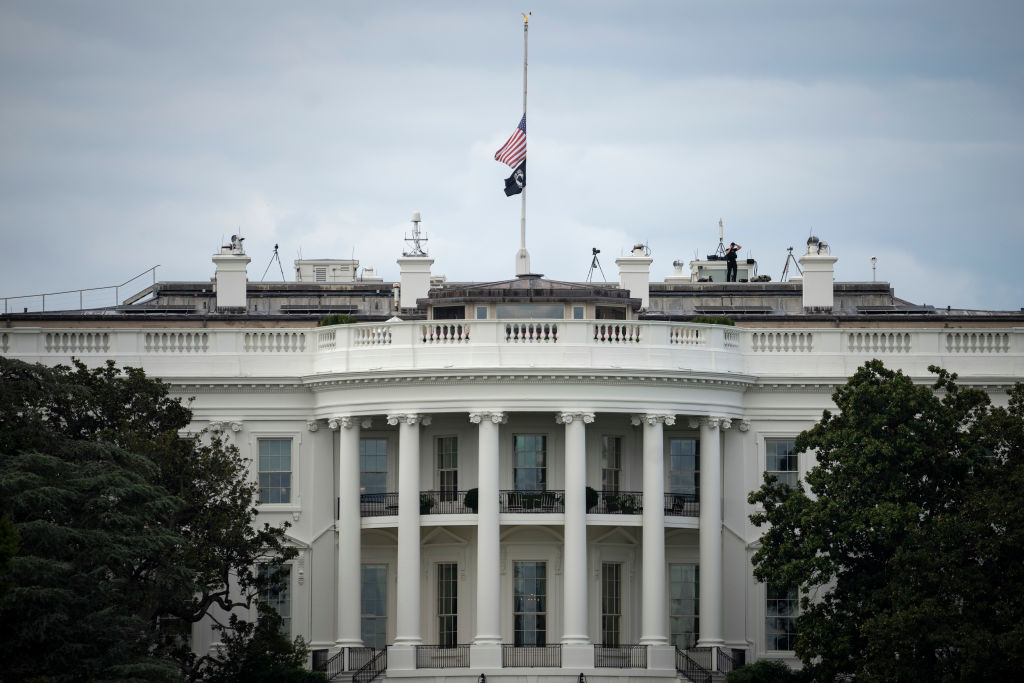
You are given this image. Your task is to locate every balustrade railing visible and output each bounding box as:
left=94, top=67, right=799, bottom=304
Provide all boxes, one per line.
left=243, top=331, right=306, bottom=352
left=946, top=331, right=1010, bottom=353
left=500, top=489, right=564, bottom=513
left=502, top=644, right=562, bottom=667
left=360, top=493, right=399, bottom=517
left=421, top=323, right=470, bottom=343
left=664, top=492, right=699, bottom=517
left=593, top=490, right=643, bottom=514
left=594, top=644, right=647, bottom=668
left=717, top=646, right=745, bottom=674
left=676, top=647, right=711, bottom=683
left=505, top=321, right=558, bottom=343
left=414, top=644, right=470, bottom=668
left=352, top=647, right=386, bottom=683
left=593, top=323, right=641, bottom=343
left=419, top=490, right=470, bottom=515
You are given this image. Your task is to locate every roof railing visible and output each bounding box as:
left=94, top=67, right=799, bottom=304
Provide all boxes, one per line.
left=2, top=266, right=159, bottom=314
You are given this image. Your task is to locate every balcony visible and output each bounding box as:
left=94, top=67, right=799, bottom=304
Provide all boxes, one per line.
left=664, top=492, right=699, bottom=517
left=502, top=644, right=562, bottom=667
left=360, top=492, right=399, bottom=517
left=418, top=490, right=471, bottom=514
left=500, top=490, right=564, bottom=513
left=592, top=490, right=644, bottom=514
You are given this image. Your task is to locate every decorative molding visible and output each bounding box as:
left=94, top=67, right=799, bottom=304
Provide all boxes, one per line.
left=328, top=416, right=372, bottom=430
left=304, top=372, right=756, bottom=392
left=738, top=419, right=751, bottom=432
left=468, top=411, right=508, bottom=425
left=306, top=420, right=320, bottom=432
left=208, top=420, right=242, bottom=434
left=720, top=418, right=732, bottom=430
left=386, top=413, right=432, bottom=427
left=631, top=413, right=676, bottom=427
left=555, top=411, right=596, bottom=425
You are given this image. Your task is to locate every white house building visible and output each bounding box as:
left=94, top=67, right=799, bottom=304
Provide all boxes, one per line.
left=2, top=228, right=1021, bottom=683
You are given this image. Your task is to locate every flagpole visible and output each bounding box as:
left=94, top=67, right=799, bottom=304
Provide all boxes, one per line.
left=516, top=12, right=531, bottom=276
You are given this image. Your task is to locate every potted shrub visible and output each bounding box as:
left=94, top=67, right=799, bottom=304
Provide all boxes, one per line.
left=585, top=486, right=599, bottom=511
left=420, top=493, right=436, bottom=514
left=464, top=488, right=479, bottom=513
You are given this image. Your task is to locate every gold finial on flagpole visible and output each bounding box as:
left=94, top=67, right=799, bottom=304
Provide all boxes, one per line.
left=522, top=12, right=531, bottom=24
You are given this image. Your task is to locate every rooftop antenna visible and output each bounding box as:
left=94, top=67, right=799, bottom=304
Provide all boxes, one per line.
left=781, top=246, right=802, bottom=282
left=586, top=247, right=607, bottom=283
left=403, top=211, right=428, bottom=256
left=714, top=218, right=727, bottom=257
left=261, top=244, right=285, bottom=281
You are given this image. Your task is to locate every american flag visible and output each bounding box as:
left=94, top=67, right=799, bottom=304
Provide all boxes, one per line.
left=494, top=115, right=527, bottom=168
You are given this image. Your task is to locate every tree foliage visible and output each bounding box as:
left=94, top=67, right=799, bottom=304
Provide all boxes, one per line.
left=749, top=360, right=1024, bottom=682
left=0, top=357, right=303, bottom=682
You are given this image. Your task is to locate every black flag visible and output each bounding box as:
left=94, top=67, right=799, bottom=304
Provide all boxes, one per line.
left=504, top=160, right=526, bottom=196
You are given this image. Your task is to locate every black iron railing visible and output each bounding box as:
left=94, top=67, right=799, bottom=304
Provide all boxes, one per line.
left=502, top=644, right=562, bottom=667
left=686, top=646, right=713, bottom=670
left=418, top=490, right=471, bottom=515
left=717, top=646, right=745, bottom=674
left=664, top=492, right=699, bottom=517
left=360, top=493, right=399, bottom=517
left=675, top=647, right=711, bottom=683
left=347, top=647, right=376, bottom=672
left=593, top=490, right=644, bottom=514
left=415, top=644, right=470, bottom=668
left=312, top=648, right=344, bottom=679
left=594, top=644, right=647, bottom=668
left=500, top=490, right=564, bottom=513
left=352, top=647, right=386, bottom=683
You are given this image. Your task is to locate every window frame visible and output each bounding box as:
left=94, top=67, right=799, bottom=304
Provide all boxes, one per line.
left=513, top=434, right=547, bottom=492
left=513, top=560, right=547, bottom=646
left=765, top=583, right=798, bottom=652
left=601, top=562, right=622, bottom=646
left=359, top=437, right=389, bottom=496
left=435, top=435, right=459, bottom=497
left=436, top=562, right=458, bottom=647
left=254, top=434, right=299, bottom=507
left=765, top=437, right=799, bottom=489
left=601, top=435, right=622, bottom=493
left=669, top=563, right=699, bottom=650
left=666, top=436, right=700, bottom=498
left=361, top=563, right=388, bottom=649
left=257, top=563, right=292, bottom=636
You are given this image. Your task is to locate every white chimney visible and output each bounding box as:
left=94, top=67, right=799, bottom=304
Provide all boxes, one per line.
left=212, top=235, right=251, bottom=310
left=397, top=212, right=434, bottom=309
left=798, top=236, right=838, bottom=310
left=615, top=243, right=654, bottom=309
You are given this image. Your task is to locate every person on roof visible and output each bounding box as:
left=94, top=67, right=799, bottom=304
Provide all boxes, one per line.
left=725, top=241, right=742, bottom=282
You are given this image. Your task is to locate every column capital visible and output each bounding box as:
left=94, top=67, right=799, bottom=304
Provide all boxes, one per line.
left=387, top=413, right=431, bottom=427
left=556, top=411, right=596, bottom=425
left=306, top=419, right=320, bottom=432
left=690, top=416, right=726, bottom=430
left=738, top=419, right=751, bottom=432
left=329, top=416, right=372, bottom=430
left=208, top=420, right=243, bottom=434
left=631, top=413, right=675, bottom=427
left=720, top=418, right=733, bottom=430
left=469, top=411, right=508, bottom=425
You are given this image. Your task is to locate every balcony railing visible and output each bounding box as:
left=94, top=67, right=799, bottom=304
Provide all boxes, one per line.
left=414, top=644, right=470, bottom=668
left=594, top=644, right=647, bottom=668
left=418, top=490, right=471, bottom=515
left=593, top=490, right=643, bottom=514
left=664, top=492, right=699, bottom=517
left=500, top=490, right=564, bottom=513
left=360, top=493, right=399, bottom=517
left=352, top=647, right=386, bottom=683
left=717, top=646, right=746, bottom=674
left=676, top=647, right=711, bottom=683
left=502, top=644, right=562, bottom=667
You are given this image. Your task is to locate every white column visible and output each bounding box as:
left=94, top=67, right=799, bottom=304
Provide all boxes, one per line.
left=390, top=413, right=430, bottom=664
left=470, top=411, right=506, bottom=669
left=634, top=413, right=674, bottom=647
left=330, top=416, right=368, bottom=648
left=695, top=416, right=726, bottom=648
left=557, top=411, right=595, bottom=667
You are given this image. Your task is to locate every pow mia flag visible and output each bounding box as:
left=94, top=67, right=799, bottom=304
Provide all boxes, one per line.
left=504, top=160, right=526, bottom=196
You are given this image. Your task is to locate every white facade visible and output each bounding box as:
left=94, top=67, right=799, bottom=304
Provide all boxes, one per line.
left=3, top=317, right=1021, bottom=681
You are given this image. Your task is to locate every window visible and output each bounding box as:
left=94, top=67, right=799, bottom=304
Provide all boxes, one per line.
left=360, top=438, right=388, bottom=495
left=496, top=303, right=564, bottom=319
left=258, top=438, right=292, bottom=504
left=436, top=436, right=458, bottom=500
left=258, top=564, right=291, bottom=635
left=476, top=306, right=488, bottom=319
left=572, top=306, right=584, bottom=320
left=437, top=563, right=458, bottom=647
left=669, top=564, right=699, bottom=649
left=766, top=438, right=798, bottom=488
left=601, top=563, right=622, bottom=646
left=766, top=584, right=798, bottom=651
left=513, top=435, right=546, bottom=491
left=601, top=436, right=622, bottom=492
left=668, top=438, right=699, bottom=498
left=361, top=564, right=388, bottom=649
left=513, top=561, right=546, bottom=646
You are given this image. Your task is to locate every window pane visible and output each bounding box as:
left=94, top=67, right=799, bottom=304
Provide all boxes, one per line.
left=668, top=439, right=699, bottom=497
left=669, top=564, right=699, bottom=649
left=258, top=565, right=291, bottom=635
left=360, top=439, right=388, bottom=495
left=361, top=564, right=387, bottom=649
left=514, top=435, right=547, bottom=491
left=513, top=561, right=546, bottom=646
left=766, top=438, right=798, bottom=488
left=258, top=439, right=292, bottom=504
left=766, top=584, right=798, bottom=651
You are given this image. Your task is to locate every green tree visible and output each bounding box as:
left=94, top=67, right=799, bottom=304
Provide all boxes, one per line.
left=748, top=360, right=1024, bottom=682
left=0, top=358, right=304, bottom=682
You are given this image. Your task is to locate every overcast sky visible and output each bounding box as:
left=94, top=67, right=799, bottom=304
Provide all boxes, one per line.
left=2, top=0, right=1022, bottom=312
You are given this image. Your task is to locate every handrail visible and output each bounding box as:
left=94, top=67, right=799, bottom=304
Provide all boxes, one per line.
left=2, top=265, right=159, bottom=313
left=675, top=646, right=711, bottom=683
left=500, top=489, right=565, bottom=513
left=360, top=492, right=399, bottom=517
left=594, top=490, right=644, bottom=514
left=314, top=648, right=345, bottom=679
left=717, top=646, right=745, bottom=673
left=352, top=647, right=386, bottom=683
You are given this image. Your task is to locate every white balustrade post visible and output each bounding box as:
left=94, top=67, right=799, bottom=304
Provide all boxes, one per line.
left=330, top=416, right=367, bottom=649
left=389, top=413, right=430, bottom=669
left=695, top=417, right=725, bottom=648
left=558, top=411, right=595, bottom=667
left=635, top=413, right=676, bottom=670
left=470, top=411, right=506, bottom=669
